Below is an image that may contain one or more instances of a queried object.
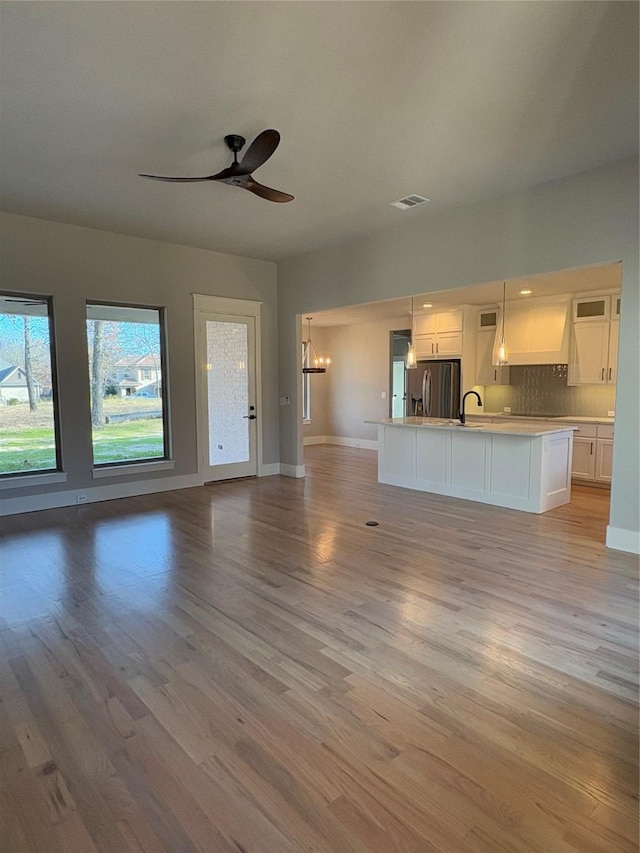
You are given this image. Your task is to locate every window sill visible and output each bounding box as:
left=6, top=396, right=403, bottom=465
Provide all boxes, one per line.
left=92, top=459, right=175, bottom=479
left=0, top=471, right=68, bottom=491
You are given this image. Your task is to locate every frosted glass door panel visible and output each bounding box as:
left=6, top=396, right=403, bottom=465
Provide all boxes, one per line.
left=206, top=321, right=249, bottom=466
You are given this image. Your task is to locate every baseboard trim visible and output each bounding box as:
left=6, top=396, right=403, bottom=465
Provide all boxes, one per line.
left=258, top=463, right=280, bottom=477
left=0, top=473, right=204, bottom=517
left=326, top=435, right=378, bottom=451
left=280, top=463, right=306, bottom=478
left=303, top=435, right=326, bottom=446
left=606, top=525, right=640, bottom=554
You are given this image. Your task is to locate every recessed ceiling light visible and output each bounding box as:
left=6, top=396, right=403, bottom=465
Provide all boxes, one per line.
left=422, top=302, right=433, bottom=308
left=520, top=289, right=532, bottom=295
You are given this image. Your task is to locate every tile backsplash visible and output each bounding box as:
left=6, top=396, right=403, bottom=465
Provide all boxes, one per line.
left=483, top=364, right=616, bottom=417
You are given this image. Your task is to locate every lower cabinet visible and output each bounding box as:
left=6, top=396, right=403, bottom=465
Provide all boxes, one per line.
left=569, top=424, right=613, bottom=485
left=494, top=418, right=613, bottom=486
left=595, top=439, right=613, bottom=482
left=572, top=436, right=597, bottom=480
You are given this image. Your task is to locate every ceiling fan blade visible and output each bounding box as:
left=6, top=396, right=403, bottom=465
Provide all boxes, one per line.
left=209, top=166, right=238, bottom=181
left=236, top=129, right=280, bottom=176
left=245, top=177, right=294, bottom=203
left=138, top=173, right=215, bottom=182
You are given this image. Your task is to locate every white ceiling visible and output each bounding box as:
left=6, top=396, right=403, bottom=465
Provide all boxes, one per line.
left=309, top=262, right=622, bottom=327
left=0, top=2, right=637, bottom=262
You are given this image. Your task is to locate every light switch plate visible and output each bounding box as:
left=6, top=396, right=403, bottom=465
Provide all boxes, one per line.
left=607, top=410, right=615, bottom=417
left=504, top=407, right=511, bottom=412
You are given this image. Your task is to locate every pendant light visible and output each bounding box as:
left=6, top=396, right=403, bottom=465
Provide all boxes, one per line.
left=302, top=317, right=331, bottom=373
left=495, top=281, right=509, bottom=366
left=406, top=296, right=417, bottom=369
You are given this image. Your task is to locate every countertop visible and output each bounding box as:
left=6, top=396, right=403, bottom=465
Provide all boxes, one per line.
left=366, top=417, right=578, bottom=437
left=465, top=412, right=615, bottom=425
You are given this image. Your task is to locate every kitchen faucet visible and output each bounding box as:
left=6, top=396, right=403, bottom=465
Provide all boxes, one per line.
left=458, top=390, right=483, bottom=424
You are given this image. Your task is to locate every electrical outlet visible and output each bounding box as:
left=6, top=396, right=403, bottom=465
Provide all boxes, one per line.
left=504, top=407, right=511, bottom=413
left=381, top=391, right=387, bottom=399
left=279, top=396, right=290, bottom=406
left=608, top=410, right=615, bottom=417
left=76, top=494, right=88, bottom=503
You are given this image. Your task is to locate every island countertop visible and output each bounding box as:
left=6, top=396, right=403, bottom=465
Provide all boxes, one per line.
left=365, top=417, right=578, bottom=437
left=368, top=417, right=576, bottom=513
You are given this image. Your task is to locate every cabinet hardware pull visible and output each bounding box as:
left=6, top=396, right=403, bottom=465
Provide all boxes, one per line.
left=436, top=343, right=439, bottom=353
left=609, top=367, right=612, bottom=380
left=494, top=369, right=497, bottom=381
left=601, top=368, right=605, bottom=381
left=590, top=442, right=594, bottom=455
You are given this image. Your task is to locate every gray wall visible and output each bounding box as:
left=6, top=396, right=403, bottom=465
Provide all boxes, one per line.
left=0, top=213, right=278, bottom=499
left=278, top=158, right=639, bottom=540
left=302, top=323, right=331, bottom=439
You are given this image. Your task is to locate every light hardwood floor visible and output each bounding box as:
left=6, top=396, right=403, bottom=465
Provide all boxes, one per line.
left=0, top=445, right=638, bottom=852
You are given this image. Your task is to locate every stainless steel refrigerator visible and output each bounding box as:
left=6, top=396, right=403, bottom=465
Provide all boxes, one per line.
left=406, top=359, right=461, bottom=418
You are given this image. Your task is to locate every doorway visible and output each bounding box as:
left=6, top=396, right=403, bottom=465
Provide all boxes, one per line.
left=194, top=299, right=261, bottom=481
left=390, top=330, right=410, bottom=417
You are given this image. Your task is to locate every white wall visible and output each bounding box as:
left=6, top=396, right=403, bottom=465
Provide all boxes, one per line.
left=0, top=213, right=278, bottom=505
left=278, top=158, right=639, bottom=551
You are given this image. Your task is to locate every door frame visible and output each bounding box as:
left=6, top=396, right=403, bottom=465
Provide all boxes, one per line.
left=193, top=294, right=264, bottom=481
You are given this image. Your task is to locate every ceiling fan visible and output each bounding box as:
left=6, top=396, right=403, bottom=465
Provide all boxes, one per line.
left=139, top=129, right=294, bottom=203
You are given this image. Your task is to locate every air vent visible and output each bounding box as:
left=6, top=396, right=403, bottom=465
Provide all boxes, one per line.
left=389, top=194, right=430, bottom=210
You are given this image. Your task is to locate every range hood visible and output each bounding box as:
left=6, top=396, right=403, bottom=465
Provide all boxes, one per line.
left=500, top=296, right=570, bottom=365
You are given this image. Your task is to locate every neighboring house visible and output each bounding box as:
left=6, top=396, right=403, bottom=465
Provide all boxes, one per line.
left=134, top=380, right=162, bottom=398
left=0, top=358, right=41, bottom=403
left=111, top=355, right=161, bottom=397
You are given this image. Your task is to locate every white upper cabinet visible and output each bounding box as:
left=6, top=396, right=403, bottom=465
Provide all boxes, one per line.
left=413, top=310, right=463, bottom=358
left=434, top=311, right=463, bottom=334
left=475, top=310, right=510, bottom=385
left=413, top=310, right=462, bottom=335
left=568, top=294, right=619, bottom=385
left=573, top=295, right=610, bottom=322
left=608, top=319, right=619, bottom=383
left=568, top=321, right=611, bottom=384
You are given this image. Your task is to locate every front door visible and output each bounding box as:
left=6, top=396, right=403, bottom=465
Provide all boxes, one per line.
left=196, top=313, right=258, bottom=481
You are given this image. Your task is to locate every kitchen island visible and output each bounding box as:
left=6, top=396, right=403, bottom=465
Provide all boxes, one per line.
left=366, top=417, right=577, bottom=513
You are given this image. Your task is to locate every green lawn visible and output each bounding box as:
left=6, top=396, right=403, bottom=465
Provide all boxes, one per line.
left=92, top=420, right=165, bottom=464
left=1, top=401, right=165, bottom=474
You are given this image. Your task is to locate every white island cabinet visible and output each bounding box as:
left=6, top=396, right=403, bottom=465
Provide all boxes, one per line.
left=367, top=417, right=577, bottom=514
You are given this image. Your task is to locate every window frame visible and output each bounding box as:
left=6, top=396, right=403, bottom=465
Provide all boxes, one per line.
left=0, top=291, right=64, bottom=480
left=86, top=300, right=172, bottom=470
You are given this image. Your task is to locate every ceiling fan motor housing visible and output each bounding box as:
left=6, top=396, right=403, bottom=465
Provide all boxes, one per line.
left=224, top=134, right=246, bottom=154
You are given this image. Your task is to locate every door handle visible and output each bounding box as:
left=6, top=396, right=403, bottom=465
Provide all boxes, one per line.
left=243, top=414, right=256, bottom=420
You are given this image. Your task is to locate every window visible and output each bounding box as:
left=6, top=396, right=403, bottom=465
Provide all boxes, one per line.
left=0, top=293, right=62, bottom=477
left=302, top=343, right=311, bottom=422
left=86, top=303, right=169, bottom=466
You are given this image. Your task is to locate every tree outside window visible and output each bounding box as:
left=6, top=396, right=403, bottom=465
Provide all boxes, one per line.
left=86, top=303, right=169, bottom=466
left=0, top=293, right=62, bottom=476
